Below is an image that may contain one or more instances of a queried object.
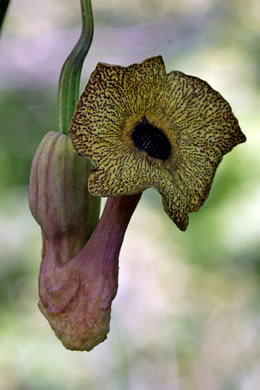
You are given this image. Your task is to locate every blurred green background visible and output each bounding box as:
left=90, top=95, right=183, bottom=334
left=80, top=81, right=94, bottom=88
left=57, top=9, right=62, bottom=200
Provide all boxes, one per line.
left=0, top=0, right=259, bottom=389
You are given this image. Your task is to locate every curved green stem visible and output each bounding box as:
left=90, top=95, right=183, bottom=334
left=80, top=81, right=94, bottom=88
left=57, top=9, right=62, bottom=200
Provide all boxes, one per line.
left=0, top=0, right=11, bottom=35
left=57, top=0, right=94, bottom=135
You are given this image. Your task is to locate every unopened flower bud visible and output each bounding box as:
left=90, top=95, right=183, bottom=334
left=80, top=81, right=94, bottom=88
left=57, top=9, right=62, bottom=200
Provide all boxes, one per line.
left=29, top=131, right=100, bottom=263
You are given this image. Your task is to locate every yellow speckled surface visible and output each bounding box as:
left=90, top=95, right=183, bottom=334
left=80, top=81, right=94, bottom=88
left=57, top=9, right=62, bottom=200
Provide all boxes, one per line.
left=70, top=56, right=246, bottom=231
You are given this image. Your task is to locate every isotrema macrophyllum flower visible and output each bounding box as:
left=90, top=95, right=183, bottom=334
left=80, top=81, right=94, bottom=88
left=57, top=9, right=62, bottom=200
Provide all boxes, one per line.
left=70, top=56, right=246, bottom=231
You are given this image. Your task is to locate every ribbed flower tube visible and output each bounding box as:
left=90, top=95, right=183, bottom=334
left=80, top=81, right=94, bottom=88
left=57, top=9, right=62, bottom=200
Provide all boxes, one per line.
left=38, top=193, right=140, bottom=351
left=29, top=130, right=141, bottom=350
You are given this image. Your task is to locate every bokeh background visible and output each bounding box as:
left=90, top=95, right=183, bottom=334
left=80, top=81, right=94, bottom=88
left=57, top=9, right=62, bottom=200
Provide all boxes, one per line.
left=1, top=0, right=259, bottom=389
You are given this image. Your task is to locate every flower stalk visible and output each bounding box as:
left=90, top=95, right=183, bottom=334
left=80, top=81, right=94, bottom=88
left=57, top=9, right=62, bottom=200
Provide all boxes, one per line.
left=57, top=0, right=94, bottom=135
left=0, top=0, right=11, bottom=34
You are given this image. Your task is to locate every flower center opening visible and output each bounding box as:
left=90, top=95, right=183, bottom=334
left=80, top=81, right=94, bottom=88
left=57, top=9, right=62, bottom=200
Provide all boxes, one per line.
left=131, top=116, right=171, bottom=160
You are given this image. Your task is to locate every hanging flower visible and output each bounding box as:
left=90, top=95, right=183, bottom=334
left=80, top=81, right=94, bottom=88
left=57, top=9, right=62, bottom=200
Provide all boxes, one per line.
left=70, top=56, right=246, bottom=231
left=29, top=131, right=141, bottom=350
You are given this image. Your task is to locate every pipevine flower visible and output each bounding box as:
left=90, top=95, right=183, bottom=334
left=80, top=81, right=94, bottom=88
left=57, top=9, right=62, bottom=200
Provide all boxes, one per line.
left=70, top=56, right=246, bottom=231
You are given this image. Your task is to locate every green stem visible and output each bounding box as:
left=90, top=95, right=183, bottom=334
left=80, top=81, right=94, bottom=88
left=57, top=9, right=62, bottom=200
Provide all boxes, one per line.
left=57, top=0, right=94, bottom=135
left=57, top=0, right=100, bottom=238
left=0, top=0, right=11, bottom=34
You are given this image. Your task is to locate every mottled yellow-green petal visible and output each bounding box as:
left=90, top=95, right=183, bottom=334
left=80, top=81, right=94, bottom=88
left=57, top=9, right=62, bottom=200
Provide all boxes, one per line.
left=70, top=55, right=246, bottom=231
left=88, top=148, right=152, bottom=196
left=151, top=168, right=190, bottom=231
left=162, top=194, right=189, bottom=231
left=165, top=71, right=246, bottom=151
left=178, top=147, right=220, bottom=213
left=161, top=70, right=246, bottom=213
left=70, top=63, right=126, bottom=157
left=123, top=56, right=166, bottom=88
left=70, top=56, right=167, bottom=159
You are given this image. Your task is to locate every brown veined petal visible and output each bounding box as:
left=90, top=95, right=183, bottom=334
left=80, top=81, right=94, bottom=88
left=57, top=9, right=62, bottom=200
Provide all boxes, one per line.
left=160, top=70, right=246, bottom=213
left=151, top=167, right=190, bottom=231
left=70, top=56, right=246, bottom=231
left=70, top=56, right=167, bottom=160
left=88, top=145, right=152, bottom=196
left=164, top=71, right=246, bottom=150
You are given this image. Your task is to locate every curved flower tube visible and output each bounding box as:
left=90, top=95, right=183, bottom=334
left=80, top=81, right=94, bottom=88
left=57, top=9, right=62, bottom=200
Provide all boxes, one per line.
left=29, top=131, right=141, bottom=350
left=38, top=193, right=140, bottom=351
left=70, top=56, right=246, bottom=231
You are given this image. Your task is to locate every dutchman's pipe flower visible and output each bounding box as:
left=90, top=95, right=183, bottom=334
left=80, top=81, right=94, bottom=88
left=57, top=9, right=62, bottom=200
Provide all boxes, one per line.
left=70, top=56, right=246, bottom=230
